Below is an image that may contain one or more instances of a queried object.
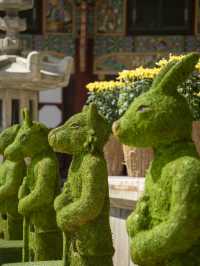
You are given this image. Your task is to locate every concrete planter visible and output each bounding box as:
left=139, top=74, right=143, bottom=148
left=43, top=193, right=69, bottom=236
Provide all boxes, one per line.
left=109, top=176, right=144, bottom=266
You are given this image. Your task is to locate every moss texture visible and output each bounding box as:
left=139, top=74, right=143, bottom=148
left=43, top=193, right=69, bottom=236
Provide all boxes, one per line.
left=0, top=125, right=25, bottom=240
left=4, top=110, right=62, bottom=262
left=113, top=53, right=200, bottom=266
left=48, top=104, right=114, bottom=266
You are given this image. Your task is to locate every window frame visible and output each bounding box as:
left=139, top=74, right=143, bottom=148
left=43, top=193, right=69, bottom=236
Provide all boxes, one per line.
left=127, top=0, right=195, bottom=35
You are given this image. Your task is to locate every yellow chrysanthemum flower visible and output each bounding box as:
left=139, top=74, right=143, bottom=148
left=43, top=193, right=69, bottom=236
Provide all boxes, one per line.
left=195, top=61, right=200, bottom=72
left=86, top=54, right=200, bottom=93
left=118, top=67, right=160, bottom=82
left=156, top=54, right=184, bottom=67
left=86, top=81, right=125, bottom=92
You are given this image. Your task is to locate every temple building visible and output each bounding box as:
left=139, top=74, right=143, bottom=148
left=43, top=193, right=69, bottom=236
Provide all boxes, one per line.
left=1, top=0, right=196, bottom=127
left=1, top=2, right=200, bottom=266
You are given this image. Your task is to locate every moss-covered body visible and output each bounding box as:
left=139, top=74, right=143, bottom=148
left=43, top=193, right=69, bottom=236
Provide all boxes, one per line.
left=113, top=53, right=200, bottom=266
left=0, top=125, right=25, bottom=240
left=49, top=104, right=114, bottom=266
left=4, top=111, right=62, bottom=261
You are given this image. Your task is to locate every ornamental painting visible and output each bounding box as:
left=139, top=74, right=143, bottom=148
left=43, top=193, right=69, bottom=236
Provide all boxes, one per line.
left=43, top=0, right=75, bottom=34
left=95, top=0, right=127, bottom=36
left=195, top=0, right=200, bottom=35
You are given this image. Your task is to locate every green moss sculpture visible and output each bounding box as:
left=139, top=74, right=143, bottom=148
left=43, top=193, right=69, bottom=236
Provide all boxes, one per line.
left=0, top=124, right=25, bottom=240
left=4, top=110, right=62, bottom=262
left=48, top=104, right=114, bottom=266
left=113, top=53, right=200, bottom=266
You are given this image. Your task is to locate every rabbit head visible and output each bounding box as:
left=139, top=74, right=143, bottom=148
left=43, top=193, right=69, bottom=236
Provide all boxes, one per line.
left=0, top=124, right=20, bottom=155
left=5, top=109, right=50, bottom=161
left=48, top=104, right=110, bottom=155
left=113, top=53, right=199, bottom=148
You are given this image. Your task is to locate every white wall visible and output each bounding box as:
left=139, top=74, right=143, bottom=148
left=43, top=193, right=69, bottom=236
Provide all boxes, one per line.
left=39, top=88, right=62, bottom=128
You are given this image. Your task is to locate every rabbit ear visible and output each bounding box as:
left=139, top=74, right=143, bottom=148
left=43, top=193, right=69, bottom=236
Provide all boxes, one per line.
left=22, top=108, right=33, bottom=127
left=82, top=105, right=90, bottom=112
left=88, top=103, right=98, bottom=128
left=11, top=124, right=20, bottom=134
left=151, top=60, right=177, bottom=90
left=152, top=53, right=199, bottom=94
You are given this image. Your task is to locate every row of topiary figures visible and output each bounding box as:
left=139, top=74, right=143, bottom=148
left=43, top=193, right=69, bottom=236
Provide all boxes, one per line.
left=1, top=53, right=200, bottom=266
left=0, top=103, right=114, bottom=266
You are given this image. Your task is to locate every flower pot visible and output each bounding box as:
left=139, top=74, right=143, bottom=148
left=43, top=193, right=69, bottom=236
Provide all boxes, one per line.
left=122, top=121, right=200, bottom=178
left=104, top=135, right=124, bottom=176
left=192, top=121, right=200, bottom=155
left=123, top=145, right=154, bottom=177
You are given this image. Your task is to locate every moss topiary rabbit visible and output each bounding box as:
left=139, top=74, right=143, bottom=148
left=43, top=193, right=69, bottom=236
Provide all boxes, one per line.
left=0, top=124, right=25, bottom=240
left=113, top=53, right=200, bottom=266
left=48, top=104, right=114, bottom=266
left=4, top=110, right=62, bottom=262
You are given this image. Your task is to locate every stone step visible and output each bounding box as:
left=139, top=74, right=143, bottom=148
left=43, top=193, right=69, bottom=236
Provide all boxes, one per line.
left=3, top=261, right=63, bottom=266
left=0, top=240, right=23, bottom=265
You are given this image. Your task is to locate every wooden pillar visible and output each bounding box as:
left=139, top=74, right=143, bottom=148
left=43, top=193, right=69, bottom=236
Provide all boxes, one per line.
left=61, top=2, right=98, bottom=178
left=63, top=2, right=96, bottom=118
left=74, top=1, right=95, bottom=113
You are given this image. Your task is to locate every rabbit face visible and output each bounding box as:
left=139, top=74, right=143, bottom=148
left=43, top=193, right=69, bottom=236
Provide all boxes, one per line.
left=0, top=124, right=20, bottom=154
left=49, top=112, right=90, bottom=154
left=113, top=53, right=199, bottom=148
left=49, top=104, right=110, bottom=155
left=5, top=110, right=49, bottom=161
left=113, top=90, right=192, bottom=148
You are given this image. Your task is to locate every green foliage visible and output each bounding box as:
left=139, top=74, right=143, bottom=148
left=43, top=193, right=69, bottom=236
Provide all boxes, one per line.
left=4, top=109, right=62, bottom=261
left=87, top=90, right=120, bottom=125
left=49, top=104, right=114, bottom=266
left=113, top=53, right=200, bottom=266
left=87, top=80, right=152, bottom=125
left=118, top=79, right=152, bottom=116
left=87, top=75, right=200, bottom=124
left=178, top=73, right=200, bottom=121
left=87, top=54, right=200, bottom=124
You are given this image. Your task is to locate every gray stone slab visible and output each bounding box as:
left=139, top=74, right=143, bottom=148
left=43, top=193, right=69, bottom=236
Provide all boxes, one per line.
left=0, top=240, right=23, bottom=265
left=0, top=240, right=23, bottom=248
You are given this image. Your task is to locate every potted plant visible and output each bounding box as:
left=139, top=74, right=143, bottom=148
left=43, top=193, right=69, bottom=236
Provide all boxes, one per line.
left=85, top=54, right=200, bottom=177
left=117, top=68, right=158, bottom=177
left=86, top=81, right=125, bottom=176
left=86, top=70, right=157, bottom=177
